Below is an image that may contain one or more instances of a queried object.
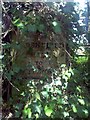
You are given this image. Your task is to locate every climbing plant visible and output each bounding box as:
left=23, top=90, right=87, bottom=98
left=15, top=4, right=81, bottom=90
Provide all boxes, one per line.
left=1, top=2, right=90, bottom=119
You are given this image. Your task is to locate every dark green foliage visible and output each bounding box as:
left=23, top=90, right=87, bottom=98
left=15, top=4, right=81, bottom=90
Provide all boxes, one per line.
left=1, top=2, right=90, bottom=120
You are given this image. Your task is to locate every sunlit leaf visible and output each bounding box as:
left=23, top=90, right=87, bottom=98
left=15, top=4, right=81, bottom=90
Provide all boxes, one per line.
left=23, top=108, right=28, bottom=116
left=83, top=109, right=89, bottom=117
left=27, top=108, right=32, bottom=118
left=63, top=112, right=69, bottom=117
left=35, top=92, right=41, bottom=101
left=78, top=99, right=85, bottom=105
left=77, top=106, right=89, bottom=118
left=35, top=113, right=39, bottom=119
left=72, top=104, right=77, bottom=113
left=52, top=21, right=58, bottom=26
left=76, top=86, right=81, bottom=93
left=52, top=21, right=61, bottom=33
left=44, top=105, right=53, bottom=117
left=17, top=23, right=24, bottom=28
left=65, top=71, right=72, bottom=78
left=35, top=105, right=41, bottom=114
left=41, top=91, right=49, bottom=98
left=61, top=64, right=66, bottom=67
left=0, top=55, right=4, bottom=59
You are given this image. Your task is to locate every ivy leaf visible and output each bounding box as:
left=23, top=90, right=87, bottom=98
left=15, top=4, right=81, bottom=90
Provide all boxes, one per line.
left=28, top=24, right=37, bottom=32
left=23, top=108, right=28, bottom=116
left=52, top=21, right=58, bottom=26
left=63, top=112, right=69, bottom=117
left=13, top=18, right=24, bottom=29
left=15, top=110, right=21, bottom=117
left=0, top=55, right=4, bottom=59
left=13, top=18, right=20, bottom=24
left=52, top=21, right=61, bottom=33
left=82, top=109, right=89, bottom=117
left=35, top=105, right=41, bottom=114
left=27, top=108, right=32, bottom=118
left=13, top=66, right=20, bottom=73
left=38, top=24, right=45, bottom=32
left=78, top=99, right=85, bottom=105
left=5, top=72, right=11, bottom=80
left=17, top=23, right=24, bottom=29
left=35, top=92, right=41, bottom=101
left=41, top=91, right=49, bottom=98
left=44, top=105, right=53, bottom=117
left=72, top=104, right=77, bottom=113
left=77, top=106, right=89, bottom=118
left=65, top=71, right=72, bottom=78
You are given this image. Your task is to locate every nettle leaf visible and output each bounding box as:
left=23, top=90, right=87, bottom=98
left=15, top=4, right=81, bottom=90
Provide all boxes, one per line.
left=44, top=105, right=53, bottom=117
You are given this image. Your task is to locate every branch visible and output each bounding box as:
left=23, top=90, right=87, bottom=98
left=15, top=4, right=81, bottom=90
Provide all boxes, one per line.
left=8, top=80, right=20, bottom=92
left=5, top=77, right=20, bottom=92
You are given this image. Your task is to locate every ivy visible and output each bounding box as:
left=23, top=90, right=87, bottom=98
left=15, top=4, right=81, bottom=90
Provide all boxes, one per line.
left=2, top=2, right=90, bottom=120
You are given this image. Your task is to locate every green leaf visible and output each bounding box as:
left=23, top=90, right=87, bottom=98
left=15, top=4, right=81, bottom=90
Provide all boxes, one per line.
left=38, top=24, right=45, bottom=32
left=53, top=25, right=61, bottom=33
left=13, top=18, right=24, bottom=29
left=28, top=24, right=37, bottom=32
left=13, top=18, right=20, bottom=24
left=44, top=105, right=53, bottom=117
left=78, top=99, right=85, bottom=105
left=52, top=21, right=61, bottom=33
left=82, top=109, right=89, bottom=117
left=13, top=66, right=20, bottom=73
left=0, top=55, right=4, bottom=59
left=72, top=104, right=77, bottom=113
left=63, top=112, right=69, bottom=117
left=41, top=91, right=49, bottom=98
left=27, top=108, right=32, bottom=118
left=35, top=92, right=41, bottom=101
left=65, top=71, right=72, bottom=78
left=17, top=23, right=24, bottom=28
left=23, top=108, right=28, bottom=116
left=15, top=110, right=21, bottom=117
left=77, top=106, right=89, bottom=118
left=35, top=105, right=41, bottom=114
left=52, top=21, right=58, bottom=26
left=6, top=72, right=11, bottom=80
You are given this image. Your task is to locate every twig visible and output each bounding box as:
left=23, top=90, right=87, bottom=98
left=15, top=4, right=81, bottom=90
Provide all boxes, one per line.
left=7, top=79, right=20, bottom=92
left=2, top=29, right=13, bottom=39
left=5, top=77, right=20, bottom=92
